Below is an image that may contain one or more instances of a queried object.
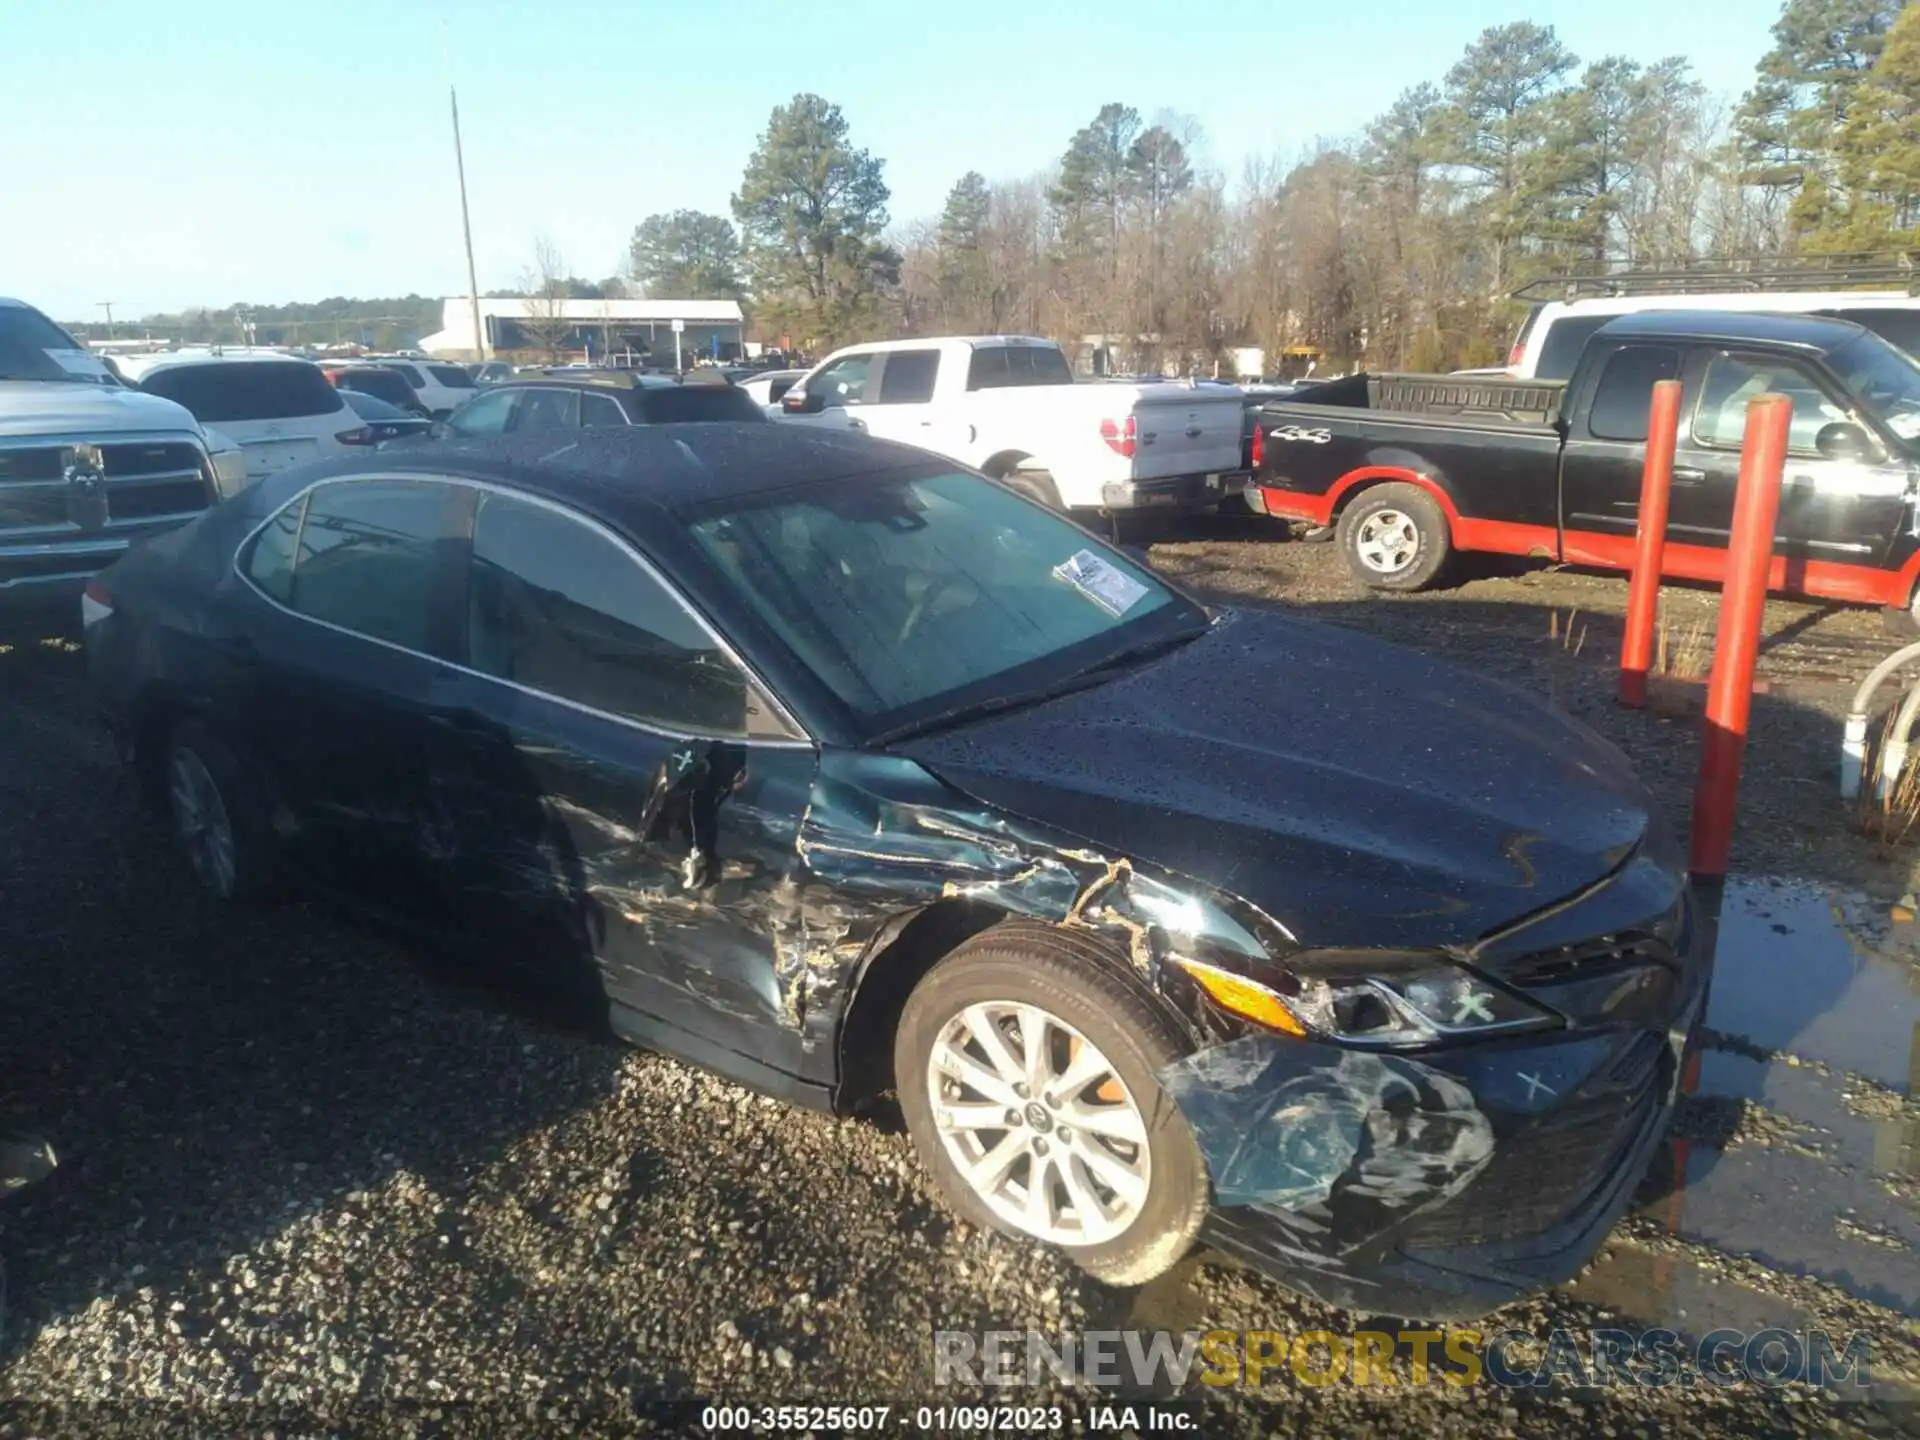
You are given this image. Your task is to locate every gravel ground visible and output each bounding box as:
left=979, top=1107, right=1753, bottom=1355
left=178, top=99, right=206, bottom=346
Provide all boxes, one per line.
left=2, top=529, right=1917, bottom=1438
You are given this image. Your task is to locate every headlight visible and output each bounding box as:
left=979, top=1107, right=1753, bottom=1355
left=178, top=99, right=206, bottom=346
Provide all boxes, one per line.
left=1174, top=949, right=1560, bottom=1049
left=1083, top=867, right=1559, bottom=1049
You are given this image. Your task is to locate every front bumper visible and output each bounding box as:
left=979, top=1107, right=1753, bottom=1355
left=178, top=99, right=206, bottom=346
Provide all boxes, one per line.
left=1160, top=881, right=1708, bottom=1321
left=1100, top=470, right=1252, bottom=512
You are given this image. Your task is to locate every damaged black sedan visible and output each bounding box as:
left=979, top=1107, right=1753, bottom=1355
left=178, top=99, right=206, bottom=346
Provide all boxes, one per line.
left=83, top=425, right=1706, bottom=1319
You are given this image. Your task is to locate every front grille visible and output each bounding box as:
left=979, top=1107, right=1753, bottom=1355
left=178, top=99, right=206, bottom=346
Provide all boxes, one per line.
left=1396, top=1037, right=1666, bottom=1249
left=0, top=487, right=67, bottom=530
left=0, top=438, right=214, bottom=543
left=98, top=442, right=204, bottom=479
left=1503, top=934, right=1677, bottom=989
left=109, top=479, right=211, bottom=520
left=0, top=450, right=62, bottom=483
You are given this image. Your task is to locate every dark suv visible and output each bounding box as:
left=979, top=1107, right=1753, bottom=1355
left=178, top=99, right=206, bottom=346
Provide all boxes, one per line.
left=324, top=365, right=430, bottom=419
left=442, top=374, right=768, bottom=438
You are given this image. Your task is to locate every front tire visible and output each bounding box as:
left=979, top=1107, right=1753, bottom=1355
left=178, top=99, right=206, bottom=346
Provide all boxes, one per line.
left=895, top=924, right=1209, bottom=1286
left=164, top=720, right=278, bottom=904
left=1337, top=482, right=1452, bottom=591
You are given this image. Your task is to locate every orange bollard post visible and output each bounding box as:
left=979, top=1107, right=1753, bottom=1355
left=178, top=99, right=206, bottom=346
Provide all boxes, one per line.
left=1689, top=395, right=1791, bottom=880
left=1618, top=379, right=1684, bottom=708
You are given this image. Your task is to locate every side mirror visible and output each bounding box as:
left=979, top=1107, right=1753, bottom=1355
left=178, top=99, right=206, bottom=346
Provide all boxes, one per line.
left=1815, top=421, right=1876, bottom=463
left=783, top=390, right=828, bottom=415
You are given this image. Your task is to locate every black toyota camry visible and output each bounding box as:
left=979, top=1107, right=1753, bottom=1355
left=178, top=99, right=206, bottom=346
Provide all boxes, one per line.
left=82, top=424, right=1706, bottom=1319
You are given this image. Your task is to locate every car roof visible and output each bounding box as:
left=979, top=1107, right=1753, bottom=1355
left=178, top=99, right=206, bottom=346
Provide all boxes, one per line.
left=1548, top=290, right=1920, bottom=317
left=840, top=334, right=1057, bottom=356
left=115, top=350, right=318, bottom=377
left=340, top=424, right=935, bottom=520
left=1593, top=308, right=1871, bottom=352
left=494, top=372, right=734, bottom=392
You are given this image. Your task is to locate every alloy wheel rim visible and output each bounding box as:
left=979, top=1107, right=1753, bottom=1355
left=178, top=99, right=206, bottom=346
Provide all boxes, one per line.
left=1356, top=509, right=1419, bottom=574
left=925, top=1001, right=1151, bottom=1246
left=169, top=748, right=237, bottom=897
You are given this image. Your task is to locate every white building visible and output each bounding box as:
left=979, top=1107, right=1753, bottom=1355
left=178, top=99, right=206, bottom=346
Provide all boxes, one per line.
left=419, top=296, right=746, bottom=362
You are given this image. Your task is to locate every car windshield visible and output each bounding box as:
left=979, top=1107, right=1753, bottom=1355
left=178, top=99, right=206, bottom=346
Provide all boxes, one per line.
left=0, top=304, right=116, bottom=385
left=140, top=361, right=344, bottom=422
left=685, top=470, right=1207, bottom=736
left=1829, top=331, right=1920, bottom=444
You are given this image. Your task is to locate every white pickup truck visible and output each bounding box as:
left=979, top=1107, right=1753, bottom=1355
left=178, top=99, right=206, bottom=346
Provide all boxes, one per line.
left=779, top=335, right=1249, bottom=513
left=0, top=298, right=247, bottom=632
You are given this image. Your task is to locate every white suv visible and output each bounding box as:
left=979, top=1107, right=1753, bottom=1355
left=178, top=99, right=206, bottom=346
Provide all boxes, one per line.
left=361, top=355, right=476, bottom=417
left=1510, top=292, right=1920, bottom=380
left=114, top=352, right=368, bottom=481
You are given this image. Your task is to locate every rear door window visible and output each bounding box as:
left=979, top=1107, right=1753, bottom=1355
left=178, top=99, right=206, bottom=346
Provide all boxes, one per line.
left=1586, top=346, right=1682, bottom=442
left=141, top=362, right=344, bottom=422
left=966, top=345, right=1071, bottom=389
left=513, top=388, right=580, bottom=433
left=243, top=479, right=460, bottom=654
left=427, top=364, right=476, bottom=389
left=579, top=392, right=629, bottom=427
left=446, top=388, right=518, bottom=437
left=384, top=363, right=426, bottom=387
left=876, top=349, right=940, bottom=404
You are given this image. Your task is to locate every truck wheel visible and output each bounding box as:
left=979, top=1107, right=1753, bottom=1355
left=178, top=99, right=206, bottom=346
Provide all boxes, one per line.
left=1338, top=483, right=1451, bottom=591
left=895, top=924, right=1209, bottom=1287
left=1006, top=469, right=1064, bottom=511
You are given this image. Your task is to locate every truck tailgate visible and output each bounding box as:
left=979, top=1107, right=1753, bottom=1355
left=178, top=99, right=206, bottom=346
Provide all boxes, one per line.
left=1131, top=390, right=1244, bottom=480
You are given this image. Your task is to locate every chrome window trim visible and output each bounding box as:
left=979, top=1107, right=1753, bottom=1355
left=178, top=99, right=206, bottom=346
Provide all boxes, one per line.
left=230, top=471, right=814, bottom=750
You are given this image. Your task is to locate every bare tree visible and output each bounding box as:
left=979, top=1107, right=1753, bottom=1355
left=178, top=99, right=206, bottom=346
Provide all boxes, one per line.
left=520, top=235, right=572, bottom=363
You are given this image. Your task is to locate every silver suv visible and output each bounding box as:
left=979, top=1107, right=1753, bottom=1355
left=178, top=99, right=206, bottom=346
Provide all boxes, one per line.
left=0, top=299, right=243, bottom=631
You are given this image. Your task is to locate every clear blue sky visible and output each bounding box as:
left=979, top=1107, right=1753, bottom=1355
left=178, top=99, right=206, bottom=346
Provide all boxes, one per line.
left=4, top=0, right=1778, bottom=324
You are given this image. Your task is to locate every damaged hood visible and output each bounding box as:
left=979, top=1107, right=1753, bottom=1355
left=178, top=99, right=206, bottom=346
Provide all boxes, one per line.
left=892, top=607, right=1654, bottom=950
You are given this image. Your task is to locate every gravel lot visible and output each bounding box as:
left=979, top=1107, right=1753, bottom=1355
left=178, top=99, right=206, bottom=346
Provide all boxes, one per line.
left=1, top=528, right=1916, bottom=1437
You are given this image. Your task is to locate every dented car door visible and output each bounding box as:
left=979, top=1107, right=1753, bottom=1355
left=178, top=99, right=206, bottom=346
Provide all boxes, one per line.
left=428, top=486, right=819, bottom=1075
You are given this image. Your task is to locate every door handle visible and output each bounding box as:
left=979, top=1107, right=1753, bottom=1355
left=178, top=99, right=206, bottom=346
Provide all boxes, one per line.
left=1671, top=466, right=1707, bottom=486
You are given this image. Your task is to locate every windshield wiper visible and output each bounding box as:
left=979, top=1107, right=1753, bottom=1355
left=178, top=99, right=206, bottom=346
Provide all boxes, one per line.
left=1067, top=623, right=1210, bottom=680
left=871, top=669, right=1116, bottom=747
left=872, top=622, right=1210, bottom=748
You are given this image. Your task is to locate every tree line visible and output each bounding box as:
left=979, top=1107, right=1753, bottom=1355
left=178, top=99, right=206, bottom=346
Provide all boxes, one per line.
left=625, top=0, right=1916, bottom=371
left=84, top=0, right=1916, bottom=372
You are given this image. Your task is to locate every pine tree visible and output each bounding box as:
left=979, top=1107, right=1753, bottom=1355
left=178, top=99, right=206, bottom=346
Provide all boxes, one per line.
left=732, top=94, right=896, bottom=348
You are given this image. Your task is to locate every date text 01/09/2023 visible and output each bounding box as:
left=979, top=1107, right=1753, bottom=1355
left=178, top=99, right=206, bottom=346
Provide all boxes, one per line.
left=697, top=1404, right=1089, bottom=1433
left=697, top=1404, right=1201, bottom=1434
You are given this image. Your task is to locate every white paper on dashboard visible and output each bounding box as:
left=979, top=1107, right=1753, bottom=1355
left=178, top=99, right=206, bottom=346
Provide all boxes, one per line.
left=1052, top=548, right=1150, bottom=617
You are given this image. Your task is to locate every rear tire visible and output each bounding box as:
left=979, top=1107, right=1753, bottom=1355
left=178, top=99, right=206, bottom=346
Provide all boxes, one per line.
left=895, top=924, right=1209, bottom=1286
left=1005, top=469, right=1064, bottom=511
left=1337, top=482, right=1452, bottom=592
left=163, top=720, right=279, bottom=904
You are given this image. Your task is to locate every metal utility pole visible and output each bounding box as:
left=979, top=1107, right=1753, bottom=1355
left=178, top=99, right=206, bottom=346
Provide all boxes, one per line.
left=450, top=86, right=485, bottom=360
left=97, top=302, right=116, bottom=338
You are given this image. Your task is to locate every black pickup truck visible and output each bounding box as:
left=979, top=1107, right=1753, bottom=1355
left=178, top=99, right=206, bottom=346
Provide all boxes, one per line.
left=1248, top=310, right=1920, bottom=618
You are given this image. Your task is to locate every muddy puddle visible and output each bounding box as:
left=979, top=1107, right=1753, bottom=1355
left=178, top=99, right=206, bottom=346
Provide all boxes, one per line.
left=1570, top=876, right=1919, bottom=1395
